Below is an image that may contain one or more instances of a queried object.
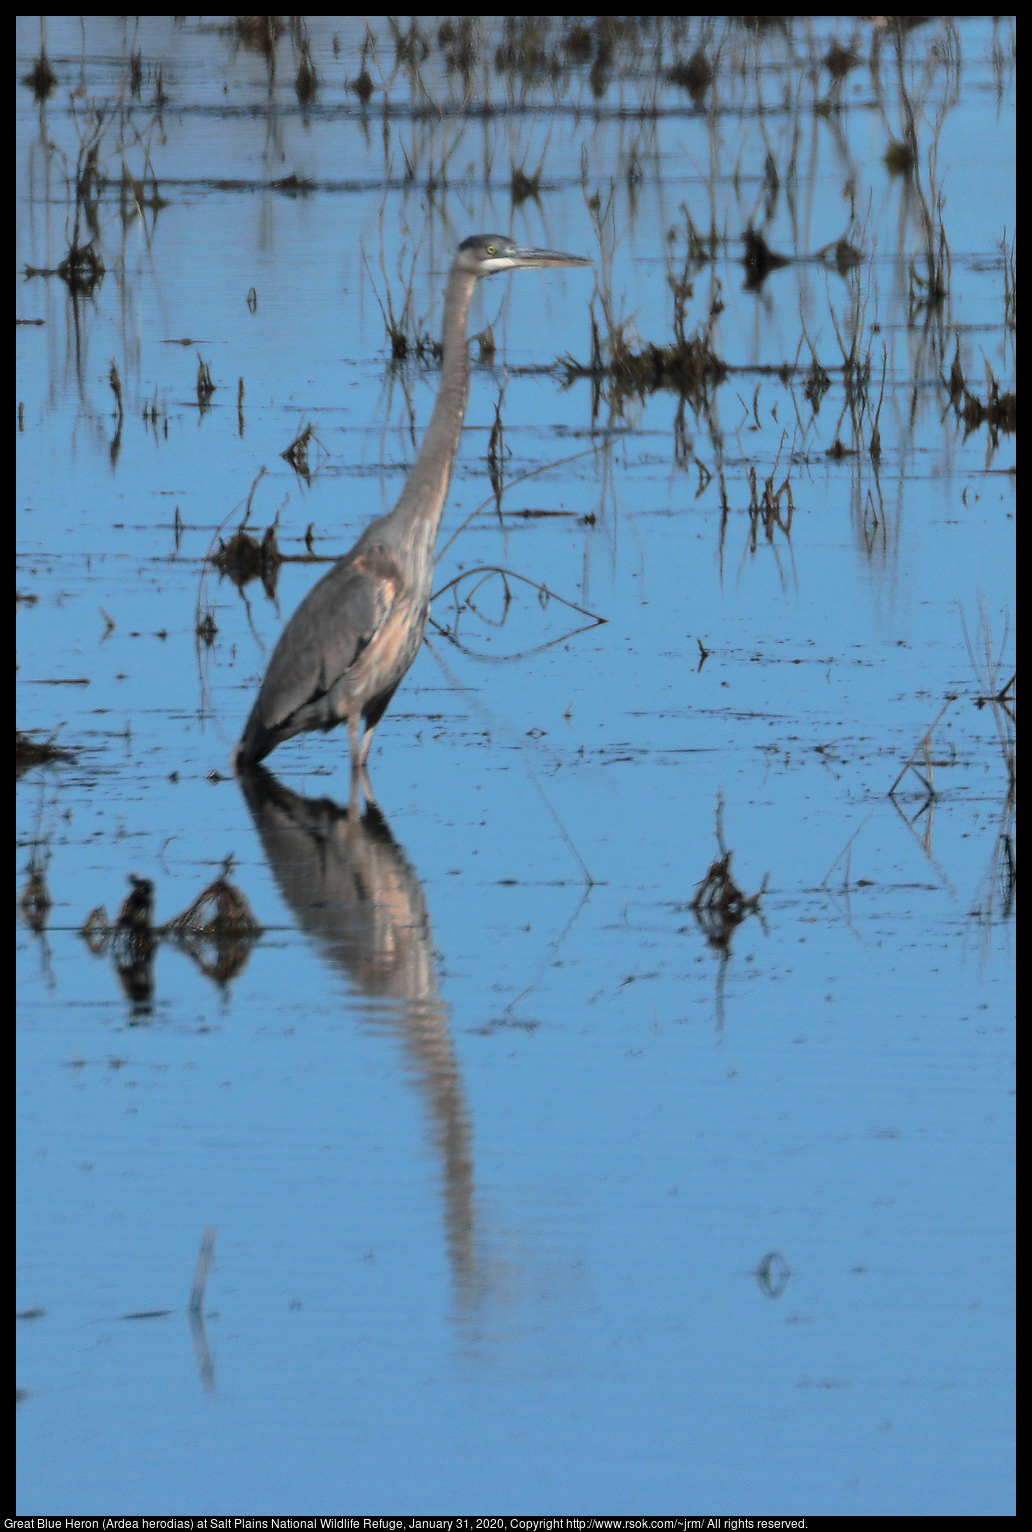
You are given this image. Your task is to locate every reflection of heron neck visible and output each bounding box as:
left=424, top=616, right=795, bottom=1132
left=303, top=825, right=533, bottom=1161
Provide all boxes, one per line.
left=387, top=264, right=477, bottom=578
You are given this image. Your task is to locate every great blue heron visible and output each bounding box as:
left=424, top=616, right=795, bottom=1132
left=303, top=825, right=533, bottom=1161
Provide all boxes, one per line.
left=234, top=233, right=591, bottom=779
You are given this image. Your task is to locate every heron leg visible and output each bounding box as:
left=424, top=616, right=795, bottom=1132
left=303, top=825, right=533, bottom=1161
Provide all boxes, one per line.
left=354, top=722, right=380, bottom=807
left=358, top=720, right=377, bottom=769
left=345, top=714, right=363, bottom=817
left=358, top=759, right=378, bottom=807
left=346, top=712, right=362, bottom=773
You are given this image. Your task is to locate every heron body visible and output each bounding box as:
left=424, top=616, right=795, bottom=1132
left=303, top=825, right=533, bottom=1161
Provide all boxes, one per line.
left=234, top=234, right=590, bottom=778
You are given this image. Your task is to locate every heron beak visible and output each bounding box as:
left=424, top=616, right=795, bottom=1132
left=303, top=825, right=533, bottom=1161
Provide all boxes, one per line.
left=511, top=245, right=593, bottom=269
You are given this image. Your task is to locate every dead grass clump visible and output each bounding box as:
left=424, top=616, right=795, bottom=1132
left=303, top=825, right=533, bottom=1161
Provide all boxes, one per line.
left=430, top=565, right=605, bottom=659
left=55, top=244, right=105, bottom=296
left=20, top=855, right=52, bottom=934
left=349, top=69, right=374, bottom=102
left=280, top=422, right=314, bottom=479
left=888, top=698, right=957, bottom=799
left=164, top=872, right=262, bottom=943
left=437, top=19, right=477, bottom=75
left=562, top=24, right=594, bottom=64
left=212, top=523, right=281, bottom=597
left=803, top=354, right=831, bottom=413
left=16, top=731, right=76, bottom=777
left=110, top=875, right=156, bottom=1007
left=510, top=166, right=541, bottom=206
left=908, top=238, right=948, bottom=309
left=945, top=361, right=1016, bottom=439
left=816, top=237, right=863, bottom=274
left=80, top=866, right=263, bottom=996
left=495, top=18, right=562, bottom=82
left=989, top=392, right=1017, bottom=432
left=683, top=801, right=768, bottom=1033
left=295, top=40, right=318, bottom=103
left=163, top=868, right=263, bottom=985
left=233, top=17, right=284, bottom=59
left=196, top=356, right=216, bottom=408
left=690, top=851, right=766, bottom=943
left=824, top=41, right=857, bottom=81
left=626, top=336, right=725, bottom=398
left=389, top=326, right=442, bottom=364
left=746, top=457, right=794, bottom=544
left=884, top=139, right=916, bottom=175
left=212, top=529, right=262, bottom=586
left=80, top=906, right=109, bottom=954
left=742, top=229, right=791, bottom=286
left=961, top=385, right=1016, bottom=436
left=667, top=49, right=713, bottom=105
left=391, top=18, right=430, bottom=65
left=270, top=174, right=315, bottom=194
left=565, top=326, right=726, bottom=408
left=22, top=52, right=57, bottom=100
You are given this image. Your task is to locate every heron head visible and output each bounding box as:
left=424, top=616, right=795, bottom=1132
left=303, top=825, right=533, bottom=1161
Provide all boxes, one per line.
left=457, top=233, right=592, bottom=276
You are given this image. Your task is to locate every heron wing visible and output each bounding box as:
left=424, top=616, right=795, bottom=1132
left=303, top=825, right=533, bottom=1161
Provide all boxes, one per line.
left=255, top=551, right=402, bottom=733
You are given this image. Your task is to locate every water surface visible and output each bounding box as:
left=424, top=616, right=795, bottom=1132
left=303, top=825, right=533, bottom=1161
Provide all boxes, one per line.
left=17, top=15, right=1014, bottom=1514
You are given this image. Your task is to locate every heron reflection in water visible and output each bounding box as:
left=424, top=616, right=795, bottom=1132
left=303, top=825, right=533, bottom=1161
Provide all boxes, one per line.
left=238, top=766, right=483, bottom=1306
left=234, top=234, right=591, bottom=786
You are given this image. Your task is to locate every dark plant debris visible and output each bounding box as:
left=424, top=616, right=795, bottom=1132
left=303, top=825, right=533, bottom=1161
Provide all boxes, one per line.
left=16, top=731, right=77, bottom=777
left=79, top=865, right=263, bottom=999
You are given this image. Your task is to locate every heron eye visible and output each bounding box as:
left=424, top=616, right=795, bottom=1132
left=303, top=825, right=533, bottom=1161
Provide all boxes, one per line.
left=486, top=245, right=496, bottom=254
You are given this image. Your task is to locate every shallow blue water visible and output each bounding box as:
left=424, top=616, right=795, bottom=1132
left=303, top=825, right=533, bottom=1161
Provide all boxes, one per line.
left=17, top=16, right=1014, bottom=1514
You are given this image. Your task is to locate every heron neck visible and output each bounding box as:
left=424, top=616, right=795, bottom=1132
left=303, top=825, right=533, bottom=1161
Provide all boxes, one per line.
left=387, top=263, right=477, bottom=572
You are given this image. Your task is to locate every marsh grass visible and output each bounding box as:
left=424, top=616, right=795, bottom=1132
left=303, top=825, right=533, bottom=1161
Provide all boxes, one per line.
left=195, top=355, right=216, bottom=409
left=564, top=183, right=726, bottom=411
left=961, top=597, right=1015, bottom=786
left=1000, top=231, right=1016, bottom=331
left=683, top=797, right=768, bottom=1032
left=957, top=598, right=1016, bottom=929
left=745, top=446, right=795, bottom=547
left=888, top=698, right=957, bottom=800
left=365, top=235, right=443, bottom=364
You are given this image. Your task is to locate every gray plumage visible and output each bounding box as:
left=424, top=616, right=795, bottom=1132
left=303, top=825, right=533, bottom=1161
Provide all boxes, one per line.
left=234, top=234, right=590, bottom=778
